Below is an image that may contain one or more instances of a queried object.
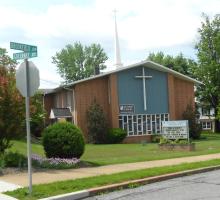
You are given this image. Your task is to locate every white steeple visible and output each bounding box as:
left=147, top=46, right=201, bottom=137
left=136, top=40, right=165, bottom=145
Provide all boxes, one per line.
left=114, top=9, right=123, bottom=68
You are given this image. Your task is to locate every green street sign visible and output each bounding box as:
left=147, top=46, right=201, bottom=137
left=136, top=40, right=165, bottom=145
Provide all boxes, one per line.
left=10, top=42, right=37, bottom=52
left=13, top=52, right=38, bottom=60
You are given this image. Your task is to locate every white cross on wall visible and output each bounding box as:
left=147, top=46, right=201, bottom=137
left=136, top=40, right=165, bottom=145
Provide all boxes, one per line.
left=135, top=67, right=152, bottom=111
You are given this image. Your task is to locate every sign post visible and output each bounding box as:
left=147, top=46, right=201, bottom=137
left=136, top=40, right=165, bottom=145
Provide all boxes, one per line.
left=25, top=58, right=32, bottom=194
left=11, top=42, right=39, bottom=195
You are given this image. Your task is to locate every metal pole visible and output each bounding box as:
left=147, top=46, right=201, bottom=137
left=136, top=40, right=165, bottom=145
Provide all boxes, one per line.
left=25, top=58, right=32, bottom=194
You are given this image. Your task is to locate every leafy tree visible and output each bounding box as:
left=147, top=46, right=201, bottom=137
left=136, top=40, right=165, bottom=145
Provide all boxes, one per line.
left=0, top=48, right=17, bottom=68
left=86, top=100, right=108, bottom=144
left=0, top=51, right=24, bottom=153
left=182, top=104, right=201, bottom=139
left=195, top=14, right=220, bottom=131
left=30, top=92, right=46, bottom=137
left=0, top=49, right=45, bottom=153
left=52, top=42, right=108, bottom=83
left=147, top=52, right=197, bottom=77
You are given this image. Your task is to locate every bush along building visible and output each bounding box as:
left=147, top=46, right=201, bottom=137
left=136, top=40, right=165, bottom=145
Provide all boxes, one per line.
left=43, top=60, right=200, bottom=143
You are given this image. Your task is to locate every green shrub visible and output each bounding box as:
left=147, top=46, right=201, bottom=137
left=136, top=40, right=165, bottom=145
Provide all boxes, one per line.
left=159, top=137, right=171, bottom=144
left=86, top=100, right=108, bottom=144
left=159, top=137, right=191, bottom=145
left=152, top=135, right=161, bottom=143
left=42, top=122, right=85, bottom=159
left=106, top=128, right=127, bottom=144
left=3, top=151, right=27, bottom=168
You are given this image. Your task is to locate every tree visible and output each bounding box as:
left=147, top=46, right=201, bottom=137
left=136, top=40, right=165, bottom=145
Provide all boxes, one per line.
left=0, top=49, right=46, bottom=152
left=0, top=50, right=25, bottom=153
left=0, top=48, right=17, bottom=68
left=147, top=52, right=197, bottom=77
left=52, top=42, right=108, bottom=83
left=30, top=92, right=46, bottom=137
left=86, top=100, right=108, bottom=144
left=195, top=14, right=220, bottom=131
left=182, top=104, right=201, bottom=139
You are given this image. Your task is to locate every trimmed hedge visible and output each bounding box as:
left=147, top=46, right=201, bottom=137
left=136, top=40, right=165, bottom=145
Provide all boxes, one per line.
left=106, top=128, right=127, bottom=144
left=42, top=122, right=85, bottom=159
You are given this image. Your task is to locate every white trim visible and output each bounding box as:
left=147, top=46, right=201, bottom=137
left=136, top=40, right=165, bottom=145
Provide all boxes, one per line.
left=73, top=89, right=77, bottom=125
left=119, top=113, right=169, bottom=136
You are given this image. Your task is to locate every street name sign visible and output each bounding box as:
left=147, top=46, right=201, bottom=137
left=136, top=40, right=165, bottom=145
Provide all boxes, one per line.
left=13, top=52, right=38, bottom=60
left=10, top=42, right=38, bottom=60
left=162, top=120, right=189, bottom=140
left=10, top=42, right=37, bottom=52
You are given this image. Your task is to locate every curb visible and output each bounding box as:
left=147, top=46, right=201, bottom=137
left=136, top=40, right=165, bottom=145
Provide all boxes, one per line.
left=40, top=190, right=89, bottom=200
left=0, top=193, right=18, bottom=200
left=37, top=165, right=220, bottom=200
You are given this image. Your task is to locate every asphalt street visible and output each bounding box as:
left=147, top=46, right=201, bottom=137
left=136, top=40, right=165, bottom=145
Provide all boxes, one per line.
left=85, top=169, right=220, bottom=200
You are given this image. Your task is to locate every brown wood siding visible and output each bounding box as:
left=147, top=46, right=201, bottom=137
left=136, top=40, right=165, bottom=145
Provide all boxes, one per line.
left=168, top=74, right=195, bottom=120
left=109, top=74, right=119, bottom=128
left=168, top=74, right=176, bottom=120
left=44, top=94, right=54, bottom=124
left=75, top=76, right=110, bottom=140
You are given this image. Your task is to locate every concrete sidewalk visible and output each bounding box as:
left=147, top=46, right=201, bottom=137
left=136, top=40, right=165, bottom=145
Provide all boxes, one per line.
left=1, top=153, right=220, bottom=188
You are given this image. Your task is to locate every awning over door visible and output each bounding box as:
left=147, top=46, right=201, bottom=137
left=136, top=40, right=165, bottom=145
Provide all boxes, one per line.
left=50, top=108, right=72, bottom=119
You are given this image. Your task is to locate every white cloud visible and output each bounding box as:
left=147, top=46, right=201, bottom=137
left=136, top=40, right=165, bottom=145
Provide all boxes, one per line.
left=0, top=0, right=220, bottom=88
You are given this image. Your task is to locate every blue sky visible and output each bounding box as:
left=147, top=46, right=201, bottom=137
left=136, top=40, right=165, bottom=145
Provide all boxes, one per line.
left=0, top=0, right=219, bottom=88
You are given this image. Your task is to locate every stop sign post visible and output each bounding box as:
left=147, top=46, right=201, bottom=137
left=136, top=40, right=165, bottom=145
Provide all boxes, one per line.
left=13, top=42, right=39, bottom=195
left=16, top=61, right=40, bottom=97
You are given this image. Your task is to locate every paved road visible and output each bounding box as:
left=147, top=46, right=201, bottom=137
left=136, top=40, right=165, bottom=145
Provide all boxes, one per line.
left=85, top=169, right=220, bottom=200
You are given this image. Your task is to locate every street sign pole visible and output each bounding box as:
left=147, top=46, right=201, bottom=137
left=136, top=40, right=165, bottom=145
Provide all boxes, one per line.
left=12, top=42, right=39, bottom=195
left=25, top=58, right=32, bottom=194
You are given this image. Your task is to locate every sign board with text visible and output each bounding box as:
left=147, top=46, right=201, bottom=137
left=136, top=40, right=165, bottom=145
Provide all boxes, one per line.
left=10, top=42, right=38, bottom=60
left=162, top=120, right=189, bottom=140
left=13, top=52, right=38, bottom=60
left=119, top=104, right=135, bottom=114
left=10, top=42, right=37, bottom=52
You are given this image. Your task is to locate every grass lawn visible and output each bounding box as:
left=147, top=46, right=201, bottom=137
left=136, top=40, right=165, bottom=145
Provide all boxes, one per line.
left=9, top=132, right=220, bottom=166
left=5, top=158, right=220, bottom=200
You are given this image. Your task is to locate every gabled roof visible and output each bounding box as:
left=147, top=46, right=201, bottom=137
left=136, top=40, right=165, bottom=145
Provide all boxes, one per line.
left=46, top=60, right=201, bottom=93
left=66, top=60, right=201, bottom=86
left=50, top=108, right=72, bottom=119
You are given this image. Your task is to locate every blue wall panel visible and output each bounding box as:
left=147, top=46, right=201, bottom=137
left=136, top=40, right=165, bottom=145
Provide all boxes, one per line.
left=117, top=66, right=168, bottom=114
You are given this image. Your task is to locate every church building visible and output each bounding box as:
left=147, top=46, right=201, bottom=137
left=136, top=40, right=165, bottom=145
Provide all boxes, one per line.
left=43, top=12, right=200, bottom=143
left=44, top=61, right=200, bottom=143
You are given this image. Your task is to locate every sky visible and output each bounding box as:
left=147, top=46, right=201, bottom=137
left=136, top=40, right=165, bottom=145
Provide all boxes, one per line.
left=0, top=0, right=219, bottom=88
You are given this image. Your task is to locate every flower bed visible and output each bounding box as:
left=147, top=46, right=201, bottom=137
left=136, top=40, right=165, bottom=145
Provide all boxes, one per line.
left=32, top=154, right=80, bottom=169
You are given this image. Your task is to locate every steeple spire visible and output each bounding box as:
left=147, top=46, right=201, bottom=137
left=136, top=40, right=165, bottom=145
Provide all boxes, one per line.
left=114, top=9, right=123, bottom=68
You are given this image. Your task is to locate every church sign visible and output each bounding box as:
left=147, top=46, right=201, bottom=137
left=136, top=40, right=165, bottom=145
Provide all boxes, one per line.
left=119, top=104, right=135, bottom=114
left=162, top=120, right=189, bottom=140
